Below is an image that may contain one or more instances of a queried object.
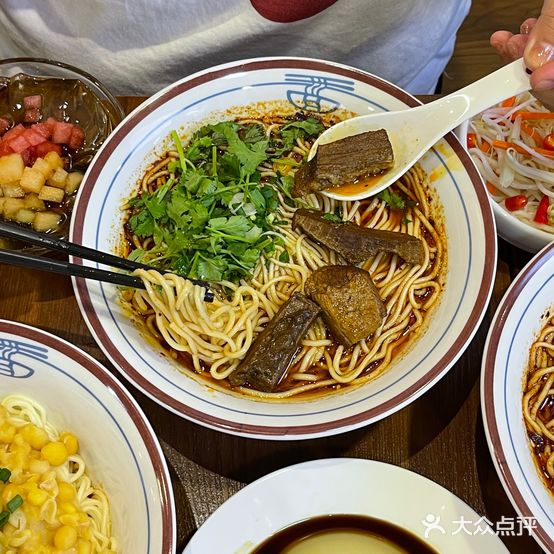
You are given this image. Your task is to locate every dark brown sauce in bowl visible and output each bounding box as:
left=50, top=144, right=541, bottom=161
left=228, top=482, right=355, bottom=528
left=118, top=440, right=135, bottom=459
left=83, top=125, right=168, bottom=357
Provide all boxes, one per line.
left=251, top=514, right=438, bottom=553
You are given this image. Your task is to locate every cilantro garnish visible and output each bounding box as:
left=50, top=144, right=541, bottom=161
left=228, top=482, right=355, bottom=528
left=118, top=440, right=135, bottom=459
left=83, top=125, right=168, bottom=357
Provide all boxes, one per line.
left=322, top=212, right=342, bottom=223
left=126, top=117, right=325, bottom=283
left=377, top=189, right=416, bottom=211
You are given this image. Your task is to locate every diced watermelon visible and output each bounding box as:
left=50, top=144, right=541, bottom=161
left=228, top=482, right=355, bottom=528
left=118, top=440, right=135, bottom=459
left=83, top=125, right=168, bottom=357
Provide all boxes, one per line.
left=51, top=121, right=73, bottom=144
left=31, top=123, right=52, bottom=139
left=0, top=117, right=11, bottom=135
left=3, top=123, right=25, bottom=142
left=23, top=108, right=41, bottom=123
left=20, top=146, right=37, bottom=166
left=7, top=134, right=31, bottom=153
left=35, top=141, right=62, bottom=158
left=68, top=125, right=85, bottom=150
left=44, top=117, right=58, bottom=134
left=0, top=141, right=13, bottom=156
left=23, top=95, right=42, bottom=110
left=22, top=128, right=47, bottom=146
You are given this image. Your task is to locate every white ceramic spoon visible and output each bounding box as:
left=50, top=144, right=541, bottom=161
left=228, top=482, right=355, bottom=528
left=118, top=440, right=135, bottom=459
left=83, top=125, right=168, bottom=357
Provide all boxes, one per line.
left=311, top=59, right=531, bottom=201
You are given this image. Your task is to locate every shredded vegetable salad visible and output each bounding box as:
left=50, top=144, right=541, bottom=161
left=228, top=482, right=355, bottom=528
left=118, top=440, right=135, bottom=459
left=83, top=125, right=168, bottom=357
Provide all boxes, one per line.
left=469, top=92, right=554, bottom=233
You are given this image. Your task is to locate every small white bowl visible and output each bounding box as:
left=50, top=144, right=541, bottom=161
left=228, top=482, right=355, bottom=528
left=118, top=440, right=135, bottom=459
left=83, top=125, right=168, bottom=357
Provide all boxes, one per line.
left=0, top=319, right=176, bottom=553
left=71, top=57, right=496, bottom=440
left=184, top=458, right=509, bottom=553
left=456, top=120, right=553, bottom=253
left=481, top=242, right=554, bottom=552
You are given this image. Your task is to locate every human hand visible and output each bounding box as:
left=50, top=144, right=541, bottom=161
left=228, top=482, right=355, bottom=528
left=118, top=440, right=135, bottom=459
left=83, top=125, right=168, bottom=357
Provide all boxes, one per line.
left=490, top=0, right=554, bottom=90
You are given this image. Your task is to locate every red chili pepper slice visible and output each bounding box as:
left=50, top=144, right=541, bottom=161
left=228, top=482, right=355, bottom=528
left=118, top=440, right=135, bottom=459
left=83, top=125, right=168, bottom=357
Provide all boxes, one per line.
left=543, top=133, right=554, bottom=151
left=505, top=195, right=528, bottom=212
left=534, top=196, right=550, bottom=225
left=467, top=133, right=476, bottom=149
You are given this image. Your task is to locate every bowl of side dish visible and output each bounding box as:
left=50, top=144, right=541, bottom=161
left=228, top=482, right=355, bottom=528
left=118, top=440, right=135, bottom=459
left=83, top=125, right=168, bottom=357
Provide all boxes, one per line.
left=71, top=57, right=496, bottom=439
left=457, top=92, right=554, bottom=253
left=482, top=241, right=554, bottom=552
left=0, top=319, right=175, bottom=553
left=185, top=459, right=509, bottom=553
left=0, top=58, right=124, bottom=247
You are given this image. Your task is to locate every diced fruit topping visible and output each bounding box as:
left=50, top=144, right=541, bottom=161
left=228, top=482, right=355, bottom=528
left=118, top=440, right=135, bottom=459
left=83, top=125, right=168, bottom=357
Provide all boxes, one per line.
left=23, top=95, right=42, bottom=110
left=51, top=122, right=74, bottom=144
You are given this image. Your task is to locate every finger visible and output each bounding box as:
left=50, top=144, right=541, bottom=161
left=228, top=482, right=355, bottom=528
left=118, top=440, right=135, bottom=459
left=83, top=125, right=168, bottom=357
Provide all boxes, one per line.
left=491, top=31, right=515, bottom=61
left=506, top=33, right=530, bottom=59
left=521, top=18, right=537, bottom=35
left=525, top=0, right=554, bottom=70
left=530, top=60, right=554, bottom=90
left=490, top=30, right=513, bottom=49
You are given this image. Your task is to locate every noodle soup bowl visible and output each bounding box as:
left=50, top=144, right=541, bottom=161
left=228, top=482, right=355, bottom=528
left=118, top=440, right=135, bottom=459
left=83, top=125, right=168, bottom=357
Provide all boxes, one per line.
left=482, top=242, right=554, bottom=552
left=0, top=320, right=176, bottom=553
left=72, top=57, right=496, bottom=439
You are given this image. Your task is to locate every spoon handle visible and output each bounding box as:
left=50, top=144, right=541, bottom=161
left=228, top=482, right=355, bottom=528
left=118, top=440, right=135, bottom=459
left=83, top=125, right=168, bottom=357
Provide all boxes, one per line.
left=421, top=59, right=530, bottom=133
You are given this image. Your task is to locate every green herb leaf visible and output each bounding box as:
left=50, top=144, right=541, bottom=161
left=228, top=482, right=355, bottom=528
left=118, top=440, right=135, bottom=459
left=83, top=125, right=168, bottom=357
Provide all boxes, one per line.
left=0, top=468, right=10, bottom=484
left=279, top=250, right=290, bottom=263
left=0, top=511, right=9, bottom=529
left=243, top=124, right=266, bottom=144
left=377, top=189, right=415, bottom=211
left=322, top=212, right=342, bottom=223
left=281, top=118, right=324, bottom=135
left=6, top=495, right=22, bottom=513
left=223, top=127, right=268, bottom=174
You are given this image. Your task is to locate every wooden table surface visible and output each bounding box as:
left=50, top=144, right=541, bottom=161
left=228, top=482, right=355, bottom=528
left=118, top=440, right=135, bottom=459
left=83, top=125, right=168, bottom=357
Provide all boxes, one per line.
left=0, top=95, right=544, bottom=554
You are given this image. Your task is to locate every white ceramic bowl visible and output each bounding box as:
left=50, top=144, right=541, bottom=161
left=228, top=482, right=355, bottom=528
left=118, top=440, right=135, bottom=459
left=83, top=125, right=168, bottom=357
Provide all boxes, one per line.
left=71, top=57, right=496, bottom=440
left=481, top=242, right=554, bottom=552
left=456, top=120, right=553, bottom=253
left=0, top=319, right=176, bottom=553
left=184, top=458, right=509, bottom=553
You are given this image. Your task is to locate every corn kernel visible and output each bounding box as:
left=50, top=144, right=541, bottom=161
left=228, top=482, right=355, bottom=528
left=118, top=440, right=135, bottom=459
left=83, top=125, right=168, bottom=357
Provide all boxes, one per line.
left=57, top=481, right=75, bottom=502
left=58, top=501, right=76, bottom=514
left=41, top=442, right=67, bottom=466
left=77, top=539, right=92, bottom=554
left=59, top=513, right=80, bottom=526
left=60, top=432, right=79, bottom=456
left=0, top=422, right=16, bottom=443
left=54, top=525, right=77, bottom=549
left=21, top=424, right=49, bottom=450
left=27, top=488, right=48, bottom=506
left=1, top=483, right=19, bottom=502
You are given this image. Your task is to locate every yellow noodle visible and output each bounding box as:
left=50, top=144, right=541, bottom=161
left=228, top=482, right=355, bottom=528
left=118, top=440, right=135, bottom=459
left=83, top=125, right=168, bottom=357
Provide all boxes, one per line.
left=121, top=117, right=446, bottom=400
left=522, top=314, right=554, bottom=493
left=0, top=395, right=117, bottom=552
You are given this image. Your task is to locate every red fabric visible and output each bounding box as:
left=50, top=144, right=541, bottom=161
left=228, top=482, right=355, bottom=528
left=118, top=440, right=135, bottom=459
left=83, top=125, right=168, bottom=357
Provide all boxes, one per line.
left=250, top=0, right=338, bottom=22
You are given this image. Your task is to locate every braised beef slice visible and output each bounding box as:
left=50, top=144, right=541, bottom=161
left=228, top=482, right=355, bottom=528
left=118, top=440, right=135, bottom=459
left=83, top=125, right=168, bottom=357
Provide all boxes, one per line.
left=305, top=266, right=386, bottom=347
left=229, top=292, right=321, bottom=392
left=292, top=129, right=394, bottom=197
left=292, top=208, right=424, bottom=266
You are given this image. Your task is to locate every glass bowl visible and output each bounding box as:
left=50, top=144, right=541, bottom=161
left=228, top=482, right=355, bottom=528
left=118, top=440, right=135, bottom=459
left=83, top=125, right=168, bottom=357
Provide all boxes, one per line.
left=0, top=58, right=125, bottom=251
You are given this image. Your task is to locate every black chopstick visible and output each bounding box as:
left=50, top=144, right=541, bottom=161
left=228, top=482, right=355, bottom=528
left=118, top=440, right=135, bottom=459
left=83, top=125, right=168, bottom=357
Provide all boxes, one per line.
left=0, top=248, right=146, bottom=289
left=0, top=221, right=214, bottom=301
